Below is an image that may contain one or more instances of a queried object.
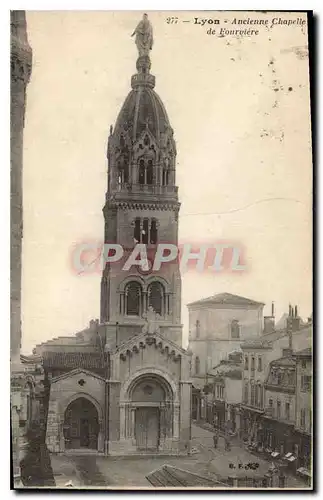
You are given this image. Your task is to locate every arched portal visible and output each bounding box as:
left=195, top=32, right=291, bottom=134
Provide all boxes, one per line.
left=63, top=397, right=99, bottom=450
left=124, top=373, right=174, bottom=452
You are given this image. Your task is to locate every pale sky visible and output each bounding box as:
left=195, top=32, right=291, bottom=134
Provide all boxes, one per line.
left=22, top=11, right=312, bottom=353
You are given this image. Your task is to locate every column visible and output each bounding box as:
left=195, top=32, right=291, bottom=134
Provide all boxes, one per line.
left=139, top=220, right=143, bottom=243
left=131, top=161, right=136, bottom=184
left=59, top=419, right=65, bottom=452
left=119, top=403, right=126, bottom=439
left=98, top=418, right=104, bottom=452
left=143, top=291, right=148, bottom=314
left=119, top=292, right=124, bottom=315
left=173, top=403, right=180, bottom=439
left=131, top=407, right=136, bottom=441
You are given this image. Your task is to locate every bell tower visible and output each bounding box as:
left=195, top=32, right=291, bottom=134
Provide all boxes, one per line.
left=100, top=18, right=182, bottom=347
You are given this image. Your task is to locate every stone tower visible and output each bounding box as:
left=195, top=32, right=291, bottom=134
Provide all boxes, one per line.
left=10, top=11, right=32, bottom=368
left=41, top=16, right=191, bottom=457
left=100, top=23, right=183, bottom=349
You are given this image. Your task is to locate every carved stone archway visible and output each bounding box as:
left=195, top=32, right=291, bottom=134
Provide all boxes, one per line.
left=118, top=368, right=179, bottom=453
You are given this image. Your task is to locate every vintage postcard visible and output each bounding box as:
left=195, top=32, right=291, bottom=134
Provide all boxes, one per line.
left=10, top=10, right=313, bottom=490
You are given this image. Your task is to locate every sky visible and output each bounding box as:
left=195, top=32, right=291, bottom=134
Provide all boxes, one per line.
left=21, top=11, right=312, bottom=353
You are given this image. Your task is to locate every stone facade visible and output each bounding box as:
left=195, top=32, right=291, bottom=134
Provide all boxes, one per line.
left=188, top=293, right=264, bottom=387
left=10, top=11, right=41, bottom=486
left=11, top=10, right=32, bottom=367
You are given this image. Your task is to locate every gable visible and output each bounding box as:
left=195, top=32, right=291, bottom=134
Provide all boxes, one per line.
left=51, top=368, right=105, bottom=384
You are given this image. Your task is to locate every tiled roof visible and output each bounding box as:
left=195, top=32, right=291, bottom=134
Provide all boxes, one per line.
left=187, top=293, right=264, bottom=308
left=146, top=465, right=227, bottom=487
left=242, top=324, right=312, bottom=349
left=42, top=351, right=105, bottom=370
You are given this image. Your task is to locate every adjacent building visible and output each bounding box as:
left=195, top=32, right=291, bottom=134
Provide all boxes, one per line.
left=208, top=351, right=243, bottom=433
left=188, top=293, right=264, bottom=389
left=10, top=11, right=45, bottom=486
left=294, top=348, right=312, bottom=477
left=240, top=307, right=312, bottom=448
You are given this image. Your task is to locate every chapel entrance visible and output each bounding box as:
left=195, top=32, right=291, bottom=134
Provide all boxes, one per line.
left=130, top=375, right=172, bottom=452
left=135, top=407, right=160, bottom=451
left=63, top=397, right=99, bottom=450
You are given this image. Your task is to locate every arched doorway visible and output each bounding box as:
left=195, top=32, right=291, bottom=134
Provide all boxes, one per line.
left=127, top=375, right=173, bottom=452
left=63, top=398, right=99, bottom=450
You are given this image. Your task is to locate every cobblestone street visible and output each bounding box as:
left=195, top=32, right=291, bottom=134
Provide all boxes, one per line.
left=50, top=423, right=308, bottom=489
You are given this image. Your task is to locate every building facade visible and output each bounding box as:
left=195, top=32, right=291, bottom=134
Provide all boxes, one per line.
left=10, top=11, right=45, bottom=485
left=263, top=355, right=297, bottom=455
left=38, top=16, right=192, bottom=457
left=188, top=293, right=264, bottom=389
left=294, top=348, right=312, bottom=477
left=209, top=352, right=243, bottom=434
left=240, top=308, right=312, bottom=450
left=10, top=10, right=32, bottom=368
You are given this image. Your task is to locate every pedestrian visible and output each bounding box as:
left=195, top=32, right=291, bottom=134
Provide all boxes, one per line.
left=225, top=435, right=231, bottom=451
left=213, top=431, right=219, bottom=449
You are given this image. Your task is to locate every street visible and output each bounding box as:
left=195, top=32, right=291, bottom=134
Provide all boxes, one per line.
left=49, top=423, right=308, bottom=489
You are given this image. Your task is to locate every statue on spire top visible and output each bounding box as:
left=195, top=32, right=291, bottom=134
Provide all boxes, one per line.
left=131, top=13, right=153, bottom=58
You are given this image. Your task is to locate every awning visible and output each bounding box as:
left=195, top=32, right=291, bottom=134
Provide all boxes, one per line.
left=271, top=451, right=280, bottom=458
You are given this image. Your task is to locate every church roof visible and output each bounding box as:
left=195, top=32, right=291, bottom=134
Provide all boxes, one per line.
left=114, top=86, right=171, bottom=144
left=42, top=351, right=105, bottom=371
left=187, top=293, right=264, bottom=308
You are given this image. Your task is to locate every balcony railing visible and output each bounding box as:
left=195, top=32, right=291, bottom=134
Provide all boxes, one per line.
left=113, top=183, right=178, bottom=196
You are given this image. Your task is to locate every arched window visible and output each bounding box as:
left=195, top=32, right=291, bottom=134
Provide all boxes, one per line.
left=231, top=320, right=240, bottom=339
left=196, top=320, right=200, bottom=338
left=150, top=219, right=157, bottom=244
left=147, top=160, right=153, bottom=185
left=125, top=282, right=142, bottom=316
left=148, top=282, right=164, bottom=316
left=134, top=218, right=141, bottom=243
left=139, top=159, right=145, bottom=185
left=117, top=161, right=124, bottom=186
left=117, top=157, right=128, bottom=187
left=162, top=158, right=170, bottom=186
left=195, top=356, right=200, bottom=375
left=142, top=219, right=149, bottom=244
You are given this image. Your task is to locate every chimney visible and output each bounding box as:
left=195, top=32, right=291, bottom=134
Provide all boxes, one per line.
left=272, top=302, right=275, bottom=317
left=286, top=305, right=301, bottom=350
left=264, top=316, right=275, bottom=334
left=289, top=304, right=292, bottom=316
